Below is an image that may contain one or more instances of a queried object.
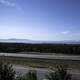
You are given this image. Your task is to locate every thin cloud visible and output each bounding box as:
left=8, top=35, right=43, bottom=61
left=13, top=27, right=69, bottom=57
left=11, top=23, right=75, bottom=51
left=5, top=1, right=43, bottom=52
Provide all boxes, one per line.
left=0, top=0, right=15, bottom=7
left=61, top=31, right=69, bottom=34
left=0, top=0, right=23, bottom=11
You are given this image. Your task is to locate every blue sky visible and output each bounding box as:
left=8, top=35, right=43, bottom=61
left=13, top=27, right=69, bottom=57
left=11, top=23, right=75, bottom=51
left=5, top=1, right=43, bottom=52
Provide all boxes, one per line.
left=0, top=0, right=80, bottom=41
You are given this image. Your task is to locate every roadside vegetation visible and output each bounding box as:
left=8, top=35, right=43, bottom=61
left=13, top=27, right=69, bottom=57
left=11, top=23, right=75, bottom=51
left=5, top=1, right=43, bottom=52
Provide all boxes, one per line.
left=20, top=70, right=37, bottom=80
left=46, top=65, right=72, bottom=80
left=0, top=62, right=15, bottom=80
left=0, top=42, right=80, bottom=55
left=1, top=57, right=80, bottom=70
left=0, top=63, right=72, bottom=80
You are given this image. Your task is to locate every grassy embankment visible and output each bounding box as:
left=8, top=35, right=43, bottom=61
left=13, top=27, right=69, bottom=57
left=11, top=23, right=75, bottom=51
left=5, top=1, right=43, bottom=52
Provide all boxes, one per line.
left=0, top=56, right=80, bottom=70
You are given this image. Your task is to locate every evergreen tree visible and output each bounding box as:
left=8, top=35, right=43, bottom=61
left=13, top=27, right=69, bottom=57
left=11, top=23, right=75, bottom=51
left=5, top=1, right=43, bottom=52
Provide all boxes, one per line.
left=26, top=70, right=37, bottom=80
left=21, top=70, right=37, bottom=80
left=0, top=62, right=15, bottom=80
left=46, top=65, right=72, bottom=80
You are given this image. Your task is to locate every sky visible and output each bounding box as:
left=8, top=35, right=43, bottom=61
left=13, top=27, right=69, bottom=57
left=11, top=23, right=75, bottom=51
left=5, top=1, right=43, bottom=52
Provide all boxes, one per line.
left=0, top=0, right=80, bottom=41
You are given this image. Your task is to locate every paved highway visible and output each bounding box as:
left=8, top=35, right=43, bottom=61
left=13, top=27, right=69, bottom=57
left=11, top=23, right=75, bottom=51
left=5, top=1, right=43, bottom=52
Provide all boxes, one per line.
left=13, top=65, right=80, bottom=80
left=0, top=53, right=80, bottom=60
left=0, top=53, right=80, bottom=80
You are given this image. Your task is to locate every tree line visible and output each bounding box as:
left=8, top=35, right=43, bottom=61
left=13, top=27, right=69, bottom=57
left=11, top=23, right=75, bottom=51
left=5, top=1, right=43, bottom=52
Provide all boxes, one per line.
left=0, top=42, right=80, bottom=55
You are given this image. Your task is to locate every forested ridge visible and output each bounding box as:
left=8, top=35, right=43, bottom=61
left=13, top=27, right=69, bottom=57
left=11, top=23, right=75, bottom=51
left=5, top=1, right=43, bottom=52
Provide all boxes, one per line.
left=0, top=42, right=80, bottom=55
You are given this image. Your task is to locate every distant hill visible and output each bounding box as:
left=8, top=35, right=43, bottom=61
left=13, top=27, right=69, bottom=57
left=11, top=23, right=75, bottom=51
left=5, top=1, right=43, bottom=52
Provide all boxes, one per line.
left=0, top=39, right=38, bottom=43
left=0, top=39, right=80, bottom=44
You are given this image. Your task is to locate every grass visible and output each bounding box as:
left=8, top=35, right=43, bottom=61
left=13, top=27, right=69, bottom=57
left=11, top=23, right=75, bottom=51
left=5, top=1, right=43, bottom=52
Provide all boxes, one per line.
left=0, top=57, right=80, bottom=71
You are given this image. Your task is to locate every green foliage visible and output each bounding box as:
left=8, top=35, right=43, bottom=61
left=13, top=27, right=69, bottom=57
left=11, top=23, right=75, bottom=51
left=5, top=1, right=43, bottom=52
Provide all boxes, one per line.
left=0, top=62, right=37, bottom=80
left=46, top=65, right=72, bottom=80
left=0, top=62, right=73, bottom=80
left=0, top=62, right=15, bottom=80
left=0, top=42, right=80, bottom=55
left=21, top=70, right=37, bottom=80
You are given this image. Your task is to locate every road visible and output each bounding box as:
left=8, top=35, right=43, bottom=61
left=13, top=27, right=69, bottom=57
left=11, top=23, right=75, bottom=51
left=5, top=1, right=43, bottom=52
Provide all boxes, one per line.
left=13, top=65, right=50, bottom=80
left=0, top=53, right=80, bottom=80
left=13, top=65, right=80, bottom=80
left=0, top=53, right=80, bottom=60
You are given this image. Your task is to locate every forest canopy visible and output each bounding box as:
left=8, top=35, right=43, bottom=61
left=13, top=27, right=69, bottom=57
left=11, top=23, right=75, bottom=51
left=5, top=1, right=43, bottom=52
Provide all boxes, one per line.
left=0, top=42, right=80, bottom=55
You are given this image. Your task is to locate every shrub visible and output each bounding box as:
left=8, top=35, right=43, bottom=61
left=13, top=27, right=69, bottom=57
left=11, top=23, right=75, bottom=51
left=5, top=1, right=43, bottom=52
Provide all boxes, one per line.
left=0, top=62, right=15, bottom=80
left=46, top=65, right=72, bottom=80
